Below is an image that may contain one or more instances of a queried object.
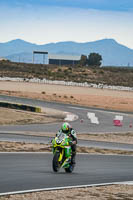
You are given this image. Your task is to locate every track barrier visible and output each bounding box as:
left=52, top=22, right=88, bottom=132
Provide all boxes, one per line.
left=0, top=101, right=41, bottom=113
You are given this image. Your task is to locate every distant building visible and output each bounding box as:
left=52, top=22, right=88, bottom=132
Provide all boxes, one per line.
left=32, top=51, right=49, bottom=64
left=6, top=52, right=80, bottom=65
left=48, top=54, right=80, bottom=65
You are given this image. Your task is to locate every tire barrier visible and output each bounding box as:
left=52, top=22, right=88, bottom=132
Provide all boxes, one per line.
left=0, top=101, right=41, bottom=113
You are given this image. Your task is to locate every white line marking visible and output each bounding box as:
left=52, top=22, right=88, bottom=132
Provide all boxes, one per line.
left=64, top=112, right=79, bottom=121
left=87, top=112, right=99, bottom=124
left=69, top=106, right=89, bottom=111
left=114, top=115, right=123, bottom=120
left=0, top=181, right=133, bottom=196
left=118, top=181, right=133, bottom=185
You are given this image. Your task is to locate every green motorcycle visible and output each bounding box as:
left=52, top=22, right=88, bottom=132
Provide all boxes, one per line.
left=52, top=131, right=75, bottom=173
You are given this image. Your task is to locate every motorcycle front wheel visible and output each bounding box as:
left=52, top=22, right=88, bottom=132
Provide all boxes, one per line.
left=52, top=152, right=60, bottom=172
left=65, top=164, right=74, bottom=173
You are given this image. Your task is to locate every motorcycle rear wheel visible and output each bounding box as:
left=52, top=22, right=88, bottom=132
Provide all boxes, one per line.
left=52, top=152, right=60, bottom=172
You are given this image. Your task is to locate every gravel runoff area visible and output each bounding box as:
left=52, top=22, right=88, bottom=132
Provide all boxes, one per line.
left=0, top=81, right=133, bottom=199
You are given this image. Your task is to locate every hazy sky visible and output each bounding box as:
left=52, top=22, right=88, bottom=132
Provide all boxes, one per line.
left=0, top=0, right=133, bottom=49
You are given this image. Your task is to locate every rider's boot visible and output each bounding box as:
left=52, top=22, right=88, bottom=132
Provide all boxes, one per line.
left=71, top=153, right=76, bottom=164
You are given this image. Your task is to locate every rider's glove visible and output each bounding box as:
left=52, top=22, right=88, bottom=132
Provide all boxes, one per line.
left=69, top=141, right=73, bottom=146
left=69, top=141, right=76, bottom=145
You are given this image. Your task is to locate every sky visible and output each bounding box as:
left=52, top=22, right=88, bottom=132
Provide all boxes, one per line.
left=0, top=0, right=133, bottom=49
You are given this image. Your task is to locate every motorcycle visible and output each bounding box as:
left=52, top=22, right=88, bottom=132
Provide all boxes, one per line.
left=52, top=131, right=75, bottom=173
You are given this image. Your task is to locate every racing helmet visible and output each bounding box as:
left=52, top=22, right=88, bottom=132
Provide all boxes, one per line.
left=61, top=122, right=71, bottom=134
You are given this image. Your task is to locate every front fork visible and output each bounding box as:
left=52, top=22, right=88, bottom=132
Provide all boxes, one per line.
left=53, top=147, right=71, bottom=168
left=53, top=147, right=64, bottom=163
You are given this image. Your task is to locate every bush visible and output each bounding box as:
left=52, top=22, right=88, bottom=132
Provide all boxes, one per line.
left=58, top=68, right=62, bottom=72
left=42, top=91, right=46, bottom=94
left=70, top=96, right=74, bottom=98
left=99, top=70, right=104, bottom=74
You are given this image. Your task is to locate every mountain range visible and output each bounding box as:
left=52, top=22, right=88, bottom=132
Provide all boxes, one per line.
left=0, top=38, right=133, bottom=66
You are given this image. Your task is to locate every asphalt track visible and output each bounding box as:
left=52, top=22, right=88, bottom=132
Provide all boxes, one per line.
left=0, top=95, right=133, bottom=150
left=0, top=95, right=133, bottom=134
left=0, top=153, right=133, bottom=194
left=0, top=95, right=133, bottom=194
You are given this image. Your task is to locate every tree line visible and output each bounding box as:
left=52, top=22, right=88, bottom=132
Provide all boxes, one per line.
left=79, top=53, right=102, bottom=67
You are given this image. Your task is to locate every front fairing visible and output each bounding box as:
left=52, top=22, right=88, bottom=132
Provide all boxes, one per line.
left=52, top=132, right=72, bottom=159
left=52, top=132, right=70, bottom=148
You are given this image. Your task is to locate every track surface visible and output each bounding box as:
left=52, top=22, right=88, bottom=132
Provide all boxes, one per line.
left=0, top=153, right=133, bottom=194
left=0, top=95, right=133, bottom=194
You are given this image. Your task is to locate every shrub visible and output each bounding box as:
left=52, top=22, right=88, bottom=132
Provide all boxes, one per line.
left=99, top=70, right=104, bottom=74
left=58, top=68, right=62, bottom=72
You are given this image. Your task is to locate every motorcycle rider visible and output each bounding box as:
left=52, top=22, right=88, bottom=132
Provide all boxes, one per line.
left=57, top=122, right=77, bottom=164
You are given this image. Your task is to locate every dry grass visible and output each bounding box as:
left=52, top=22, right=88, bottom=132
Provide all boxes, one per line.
left=0, top=142, right=51, bottom=152
left=0, top=61, right=133, bottom=87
